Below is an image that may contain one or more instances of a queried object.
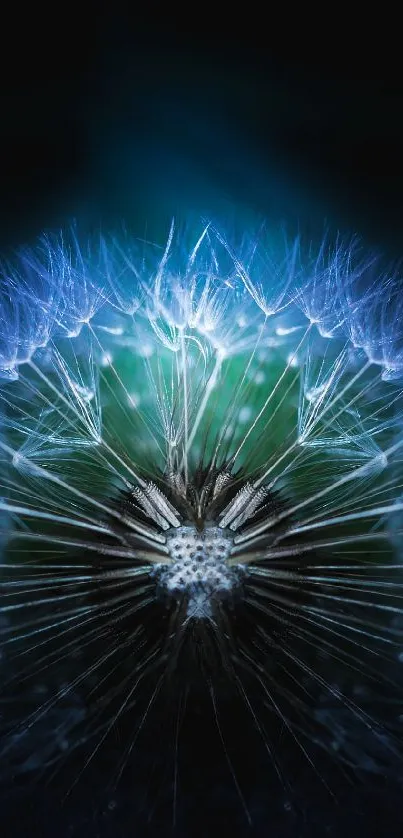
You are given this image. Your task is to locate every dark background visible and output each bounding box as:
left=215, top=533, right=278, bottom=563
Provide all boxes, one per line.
left=1, top=8, right=403, bottom=838
left=1, top=12, right=403, bottom=256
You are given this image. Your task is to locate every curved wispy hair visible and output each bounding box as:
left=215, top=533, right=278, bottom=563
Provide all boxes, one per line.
left=0, top=221, right=402, bottom=820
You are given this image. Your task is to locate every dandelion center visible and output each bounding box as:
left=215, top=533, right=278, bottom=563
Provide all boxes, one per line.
left=159, top=525, right=237, bottom=618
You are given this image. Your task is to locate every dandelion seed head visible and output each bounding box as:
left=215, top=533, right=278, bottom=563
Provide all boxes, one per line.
left=1, top=219, right=403, bottom=808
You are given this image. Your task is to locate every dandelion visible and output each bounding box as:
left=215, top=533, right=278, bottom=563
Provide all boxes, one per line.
left=0, top=222, right=402, bottom=822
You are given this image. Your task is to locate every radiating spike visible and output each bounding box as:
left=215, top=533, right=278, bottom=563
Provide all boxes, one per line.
left=219, top=483, right=268, bottom=530
left=132, top=483, right=181, bottom=530
left=212, top=470, right=233, bottom=500
left=219, top=483, right=256, bottom=528
left=144, top=482, right=181, bottom=527
left=229, top=487, right=269, bottom=531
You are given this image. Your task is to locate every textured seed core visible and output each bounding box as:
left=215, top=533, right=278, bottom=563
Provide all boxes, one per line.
left=158, top=525, right=239, bottom=618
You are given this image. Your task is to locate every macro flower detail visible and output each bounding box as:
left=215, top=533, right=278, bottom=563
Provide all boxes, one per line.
left=0, top=222, right=402, bottom=814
